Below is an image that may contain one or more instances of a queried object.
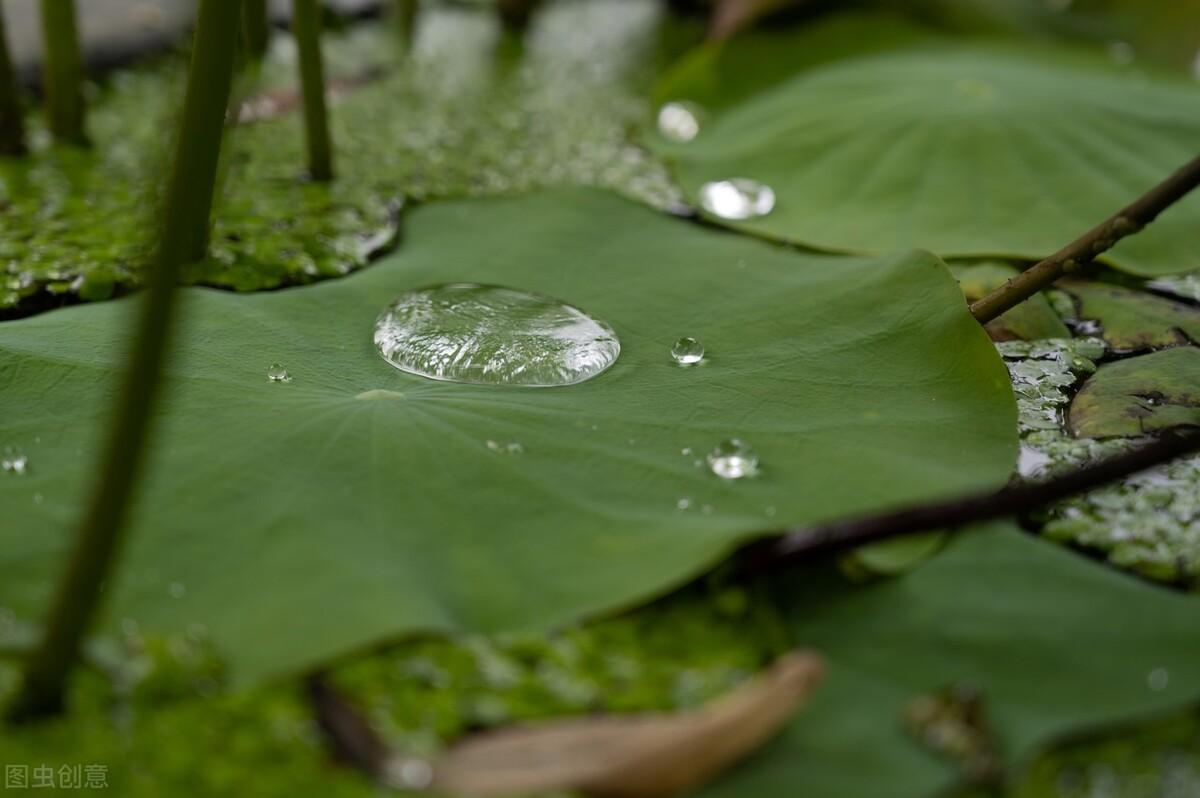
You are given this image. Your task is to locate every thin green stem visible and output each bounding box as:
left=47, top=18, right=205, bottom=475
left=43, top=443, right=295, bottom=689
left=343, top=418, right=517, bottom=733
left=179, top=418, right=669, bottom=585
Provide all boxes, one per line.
left=293, top=0, right=333, bottom=181
left=6, top=0, right=243, bottom=724
left=0, top=2, right=26, bottom=155
left=38, top=0, right=87, bottom=145
left=242, top=0, right=271, bottom=59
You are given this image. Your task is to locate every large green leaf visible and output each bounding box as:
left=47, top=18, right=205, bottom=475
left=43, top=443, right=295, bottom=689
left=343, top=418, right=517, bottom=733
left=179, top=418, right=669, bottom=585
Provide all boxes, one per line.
left=649, top=26, right=1200, bottom=276
left=0, top=189, right=1016, bottom=681
left=698, top=523, right=1200, bottom=798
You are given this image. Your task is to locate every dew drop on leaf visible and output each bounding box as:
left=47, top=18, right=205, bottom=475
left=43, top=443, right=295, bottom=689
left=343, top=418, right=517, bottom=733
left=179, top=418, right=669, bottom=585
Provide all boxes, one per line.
left=374, top=284, right=620, bottom=387
left=657, top=101, right=703, bottom=142
left=699, top=179, right=775, bottom=220
left=707, top=438, right=759, bottom=480
left=671, top=336, right=705, bottom=365
left=266, top=363, right=292, bottom=383
left=1, top=446, right=28, bottom=475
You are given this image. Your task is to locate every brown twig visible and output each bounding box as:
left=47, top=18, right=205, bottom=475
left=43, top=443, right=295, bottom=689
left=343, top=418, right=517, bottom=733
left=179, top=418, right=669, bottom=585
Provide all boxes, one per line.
left=971, top=153, right=1200, bottom=324
left=741, top=426, right=1200, bottom=573
left=307, top=673, right=390, bottom=778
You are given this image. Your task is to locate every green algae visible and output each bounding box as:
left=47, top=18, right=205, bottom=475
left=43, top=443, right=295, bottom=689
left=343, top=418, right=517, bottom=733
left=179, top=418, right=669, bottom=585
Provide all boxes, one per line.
left=998, top=338, right=1200, bottom=584
left=0, top=583, right=784, bottom=797
left=1, top=1, right=681, bottom=313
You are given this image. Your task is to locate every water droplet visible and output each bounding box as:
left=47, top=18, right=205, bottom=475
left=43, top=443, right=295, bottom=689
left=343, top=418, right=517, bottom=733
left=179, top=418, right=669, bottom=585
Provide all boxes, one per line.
left=676, top=497, right=692, bottom=510
left=1147, top=667, right=1169, bottom=691
left=656, top=101, right=703, bottom=143
left=267, top=363, right=292, bottom=382
left=2, top=446, right=28, bottom=475
left=374, top=284, right=620, bottom=387
left=699, top=179, right=775, bottom=220
left=32, top=493, right=44, bottom=505
left=764, top=505, right=777, bottom=517
left=168, top=582, right=187, bottom=599
left=707, top=438, right=759, bottom=480
left=681, top=447, right=693, bottom=456
left=670, top=336, right=705, bottom=366
left=383, top=757, right=434, bottom=790
left=486, top=440, right=524, bottom=454
left=701, top=504, right=714, bottom=514
left=1108, top=41, right=1134, bottom=66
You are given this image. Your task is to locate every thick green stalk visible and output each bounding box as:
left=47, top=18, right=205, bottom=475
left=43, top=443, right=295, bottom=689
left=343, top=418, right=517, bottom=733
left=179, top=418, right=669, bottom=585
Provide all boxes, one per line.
left=38, top=0, right=86, bottom=145
left=0, top=3, right=25, bottom=155
left=293, top=0, right=333, bottom=180
left=392, top=0, right=418, bottom=51
left=242, top=0, right=271, bottom=59
left=6, top=0, right=243, bottom=723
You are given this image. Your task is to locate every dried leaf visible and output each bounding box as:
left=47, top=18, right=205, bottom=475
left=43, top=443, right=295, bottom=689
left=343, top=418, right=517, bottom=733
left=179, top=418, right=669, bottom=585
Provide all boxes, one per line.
left=429, top=651, right=825, bottom=798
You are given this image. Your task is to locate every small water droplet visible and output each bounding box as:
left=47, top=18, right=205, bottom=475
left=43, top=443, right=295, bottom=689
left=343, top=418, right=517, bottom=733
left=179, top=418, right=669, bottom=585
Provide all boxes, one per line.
left=681, top=447, right=693, bottom=457
left=764, top=505, right=777, bottom=517
left=32, top=493, right=44, bottom=505
left=168, top=582, right=187, bottom=599
left=374, top=284, right=620, bottom=387
left=699, top=179, right=775, bottom=220
left=676, top=497, right=692, bottom=510
left=656, top=101, right=703, bottom=143
left=267, top=363, right=292, bottom=382
left=670, top=336, right=705, bottom=366
left=707, top=438, right=759, bottom=480
left=1108, top=41, right=1134, bottom=65
left=486, top=440, right=524, bottom=454
left=383, top=757, right=434, bottom=790
left=1147, top=667, right=1169, bottom=691
left=2, top=446, right=28, bottom=475
left=701, top=504, right=714, bottom=514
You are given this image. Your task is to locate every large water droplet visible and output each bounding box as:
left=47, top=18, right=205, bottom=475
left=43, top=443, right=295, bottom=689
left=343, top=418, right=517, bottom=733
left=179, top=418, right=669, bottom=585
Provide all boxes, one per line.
left=374, top=284, right=620, bottom=387
left=267, top=363, right=292, bottom=382
left=707, top=438, right=759, bottom=479
left=657, top=101, right=703, bottom=143
left=671, top=336, right=705, bottom=365
left=2, top=446, right=28, bottom=475
left=699, top=179, right=775, bottom=220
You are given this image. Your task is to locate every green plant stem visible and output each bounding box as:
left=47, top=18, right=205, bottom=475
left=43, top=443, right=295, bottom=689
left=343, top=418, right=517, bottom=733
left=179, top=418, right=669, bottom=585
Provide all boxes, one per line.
left=741, top=427, right=1200, bottom=572
left=293, top=0, right=334, bottom=181
left=243, top=0, right=271, bottom=59
left=392, top=0, right=419, bottom=51
left=6, top=0, right=243, bottom=724
left=0, top=3, right=25, bottom=155
left=38, top=0, right=87, bottom=145
left=971, top=152, right=1200, bottom=324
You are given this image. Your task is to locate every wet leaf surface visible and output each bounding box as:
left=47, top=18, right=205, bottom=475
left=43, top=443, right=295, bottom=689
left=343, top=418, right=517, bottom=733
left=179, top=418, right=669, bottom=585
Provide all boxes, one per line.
left=1069, top=347, right=1200, bottom=438
left=649, top=17, right=1200, bottom=276
left=0, top=189, right=1016, bottom=682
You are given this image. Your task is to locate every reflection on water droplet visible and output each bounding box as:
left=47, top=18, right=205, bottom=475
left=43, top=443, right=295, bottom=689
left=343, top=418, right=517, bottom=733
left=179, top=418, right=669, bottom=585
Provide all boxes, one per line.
left=374, top=284, right=620, bottom=387
left=657, top=101, right=703, bottom=142
left=1147, top=667, right=1169, bottom=691
left=707, top=438, right=759, bottom=479
left=486, top=440, right=524, bottom=454
left=671, top=336, right=705, bottom=366
left=676, top=497, right=692, bottom=510
left=267, top=363, right=292, bottom=382
left=383, top=757, right=434, bottom=790
left=681, top=447, right=692, bottom=456
left=2, top=446, right=28, bottom=475
left=699, top=179, right=775, bottom=220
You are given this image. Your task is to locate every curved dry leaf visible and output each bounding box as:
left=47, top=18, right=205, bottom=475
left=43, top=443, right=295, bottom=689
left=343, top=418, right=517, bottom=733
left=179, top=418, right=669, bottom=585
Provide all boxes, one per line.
left=429, top=651, right=826, bottom=798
